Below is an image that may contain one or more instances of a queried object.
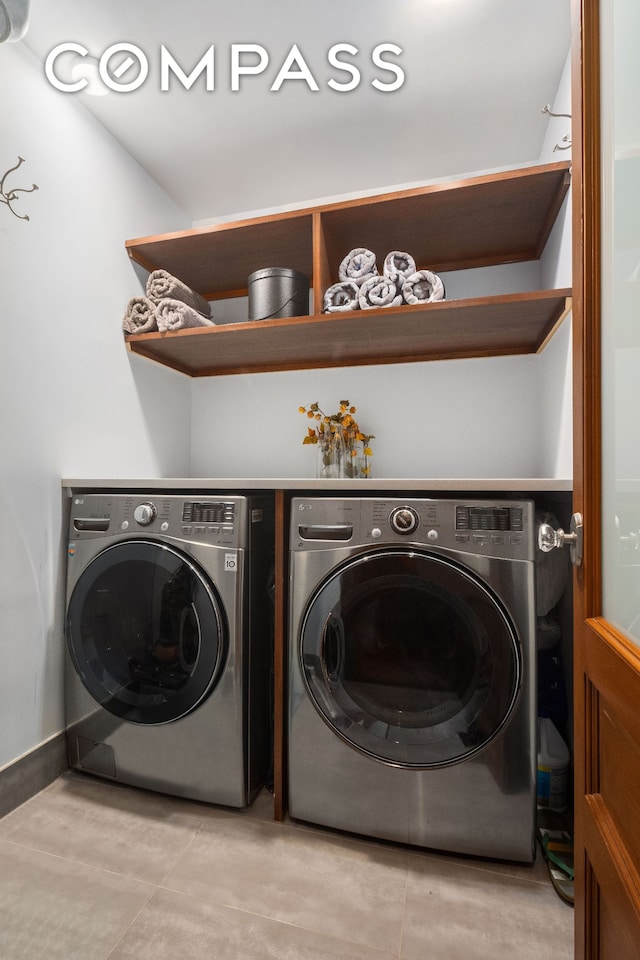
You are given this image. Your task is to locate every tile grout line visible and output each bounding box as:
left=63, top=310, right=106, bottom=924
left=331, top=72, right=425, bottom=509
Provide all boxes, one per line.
left=150, top=882, right=400, bottom=960
left=103, top=885, right=160, bottom=960
left=0, top=835, right=158, bottom=889
left=155, top=822, right=205, bottom=888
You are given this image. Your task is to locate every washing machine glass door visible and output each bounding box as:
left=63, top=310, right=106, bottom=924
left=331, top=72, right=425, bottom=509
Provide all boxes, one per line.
left=299, top=549, right=522, bottom=767
left=67, top=540, right=226, bottom=724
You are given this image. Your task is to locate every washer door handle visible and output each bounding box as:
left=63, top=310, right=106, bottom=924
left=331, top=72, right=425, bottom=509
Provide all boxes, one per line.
left=322, top=615, right=344, bottom=684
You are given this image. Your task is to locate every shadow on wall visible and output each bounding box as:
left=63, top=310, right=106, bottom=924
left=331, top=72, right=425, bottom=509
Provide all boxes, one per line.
left=126, top=353, right=191, bottom=477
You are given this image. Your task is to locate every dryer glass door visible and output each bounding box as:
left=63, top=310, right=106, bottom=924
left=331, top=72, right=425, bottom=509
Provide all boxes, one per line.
left=67, top=540, right=226, bottom=724
left=299, top=549, right=521, bottom=767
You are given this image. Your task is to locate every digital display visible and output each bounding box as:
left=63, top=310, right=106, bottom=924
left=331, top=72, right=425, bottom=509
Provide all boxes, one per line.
left=182, top=501, right=234, bottom=524
left=455, top=506, right=523, bottom=532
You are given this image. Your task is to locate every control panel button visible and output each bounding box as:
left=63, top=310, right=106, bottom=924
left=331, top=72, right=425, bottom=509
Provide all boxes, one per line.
left=160, top=521, right=169, bottom=532
left=389, top=506, right=420, bottom=535
left=121, top=520, right=129, bottom=531
left=371, top=527, right=382, bottom=539
left=427, top=529, right=439, bottom=542
left=133, top=502, right=156, bottom=526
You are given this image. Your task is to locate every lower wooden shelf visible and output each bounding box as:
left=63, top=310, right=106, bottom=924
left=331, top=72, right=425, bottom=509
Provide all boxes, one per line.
left=125, top=289, right=572, bottom=377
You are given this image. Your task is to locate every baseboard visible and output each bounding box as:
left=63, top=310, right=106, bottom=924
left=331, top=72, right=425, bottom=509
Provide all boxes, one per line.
left=0, top=733, right=69, bottom=819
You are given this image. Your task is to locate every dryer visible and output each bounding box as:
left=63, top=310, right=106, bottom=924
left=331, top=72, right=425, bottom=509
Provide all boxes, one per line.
left=65, top=492, right=273, bottom=807
left=288, top=496, right=537, bottom=861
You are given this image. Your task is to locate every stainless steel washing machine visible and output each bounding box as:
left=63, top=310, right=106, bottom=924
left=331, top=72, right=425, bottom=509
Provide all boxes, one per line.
left=65, top=492, right=273, bottom=807
left=288, top=496, right=537, bottom=861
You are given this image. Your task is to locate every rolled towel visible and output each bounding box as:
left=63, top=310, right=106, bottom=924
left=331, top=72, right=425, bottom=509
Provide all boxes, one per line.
left=146, top=269, right=211, bottom=317
left=323, top=280, right=360, bottom=313
left=358, top=274, right=403, bottom=310
left=156, top=298, right=216, bottom=332
left=402, top=270, right=445, bottom=305
left=122, top=296, right=157, bottom=336
left=338, top=248, right=378, bottom=286
left=383, top=250, right=417, bottom=285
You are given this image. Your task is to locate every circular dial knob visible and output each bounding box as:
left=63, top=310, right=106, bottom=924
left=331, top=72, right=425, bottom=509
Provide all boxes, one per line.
left=389, top=506, right=419, bottom=535
left=133, top=502, right=157, bottom=526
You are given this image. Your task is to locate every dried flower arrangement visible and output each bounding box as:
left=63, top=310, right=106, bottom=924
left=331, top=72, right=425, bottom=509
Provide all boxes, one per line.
left=298, top=400, right=374, bottom=478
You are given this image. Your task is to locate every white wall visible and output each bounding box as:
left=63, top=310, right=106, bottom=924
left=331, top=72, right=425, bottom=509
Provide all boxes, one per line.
left=0, top=43, right=191, bottom=769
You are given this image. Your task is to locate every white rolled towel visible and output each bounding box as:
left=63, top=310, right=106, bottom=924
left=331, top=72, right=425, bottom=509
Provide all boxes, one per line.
left=156, top=298, right=216, bottom=332
left=338, top=248, right=378, bottom=286
left=122, top=296, right=157, bottom=336
left=402, top=270, right=445, bottom=305
left=323, top=280, right=360, bottom=313
left=358, top=275, right=403, bottom=310
left=146, top=269, right=211, bottom=317
left=383, top=251, right=417, bottom=285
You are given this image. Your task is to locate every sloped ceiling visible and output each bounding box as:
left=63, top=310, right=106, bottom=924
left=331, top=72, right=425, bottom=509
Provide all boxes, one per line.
left=22, top=0, right=571, bottom=222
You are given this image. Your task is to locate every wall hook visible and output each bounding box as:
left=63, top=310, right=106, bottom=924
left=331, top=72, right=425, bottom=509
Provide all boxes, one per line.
left=541, top=104, right=572, bottom=153
left=1, top=156, right=39, bottom=221
left=541, top=104, right=572, bottom=121
left=553, top=135, right=572, bottom=152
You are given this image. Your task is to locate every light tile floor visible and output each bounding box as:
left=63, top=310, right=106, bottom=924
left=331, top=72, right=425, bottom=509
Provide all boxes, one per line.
left=0, top=772, right=574, bottom=960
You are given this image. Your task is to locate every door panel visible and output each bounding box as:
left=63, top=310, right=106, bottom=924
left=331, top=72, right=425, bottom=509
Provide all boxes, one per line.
left=573, top=0, right=640, bottom=954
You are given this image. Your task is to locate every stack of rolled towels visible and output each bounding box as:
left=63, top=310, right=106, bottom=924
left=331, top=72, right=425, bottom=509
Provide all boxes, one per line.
left=323, top=248, right=445, bottom=313
left=122, top=269, right=215, bottom=335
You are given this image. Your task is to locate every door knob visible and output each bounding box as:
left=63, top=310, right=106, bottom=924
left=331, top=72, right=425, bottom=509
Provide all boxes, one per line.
left=538, top=512, right=583, bottom=567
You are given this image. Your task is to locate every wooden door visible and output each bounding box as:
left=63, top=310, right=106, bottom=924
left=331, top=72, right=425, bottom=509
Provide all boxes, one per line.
left=572, top=1, right=640, bottom=956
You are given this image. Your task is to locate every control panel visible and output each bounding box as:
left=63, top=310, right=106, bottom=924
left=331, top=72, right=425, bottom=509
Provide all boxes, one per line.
left=290, top=497, right=534, bottom=562
left=70, top=494, right=242, bottom=547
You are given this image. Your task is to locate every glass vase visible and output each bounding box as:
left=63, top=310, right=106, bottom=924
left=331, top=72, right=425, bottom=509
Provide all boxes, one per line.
left=316, top=430, right=344, bottom=479
left=342, top=429, right=373, bottom=479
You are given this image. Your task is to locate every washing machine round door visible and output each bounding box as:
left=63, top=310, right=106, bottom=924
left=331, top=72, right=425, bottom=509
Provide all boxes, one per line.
left=299, top=549, right=522, bottom=767
left=66, top=540, right=226, bottom=724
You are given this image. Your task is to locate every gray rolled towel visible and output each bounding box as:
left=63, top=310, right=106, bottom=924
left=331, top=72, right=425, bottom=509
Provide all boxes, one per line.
left=383, top=251, right=417, bottom=285
left=146, top=269, right=211, bottom=317
left=323, top=280, right=360, bottom=313
left=358, top=275, right=403, bottom=310
left=402, top=270, right=446, bottom=305
left=156, top=298, right=216, bottom=332
left=338, top=248, right=378, bottom=286
left=122, top=296, right=157, bottom=336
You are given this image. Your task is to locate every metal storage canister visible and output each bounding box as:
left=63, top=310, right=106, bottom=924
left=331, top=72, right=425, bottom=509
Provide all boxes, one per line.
left=247, top=267, right=310, bottom=321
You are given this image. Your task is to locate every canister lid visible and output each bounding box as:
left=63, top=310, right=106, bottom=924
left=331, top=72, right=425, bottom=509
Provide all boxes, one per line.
left=248, top=267, right=308, bottom=283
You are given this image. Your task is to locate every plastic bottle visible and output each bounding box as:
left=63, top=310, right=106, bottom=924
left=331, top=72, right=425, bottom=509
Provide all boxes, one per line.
left=537, top=716, right=570, bottom=812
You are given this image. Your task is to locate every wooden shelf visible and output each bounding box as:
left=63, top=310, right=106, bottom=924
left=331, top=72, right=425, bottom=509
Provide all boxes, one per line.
left=127, top=211, right=314, bottom=302
left=126, top=290, right=572, bottom=377
left=125, top=161, right=571, bottom=302
left=124, top=160, right=571, bottom=377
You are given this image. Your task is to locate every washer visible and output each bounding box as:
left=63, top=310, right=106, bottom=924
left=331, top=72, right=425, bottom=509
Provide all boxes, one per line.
left=288, top=496, right=537, bottom=862
left=65, top=492, right=273, bottom=808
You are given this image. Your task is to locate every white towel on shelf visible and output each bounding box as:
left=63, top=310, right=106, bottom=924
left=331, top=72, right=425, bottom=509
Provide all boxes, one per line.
left=122, top=296, right=157, bottom=336
left=358, top=275, right=403, bottom=310
left=402, top=270, right=445, bottom=305
left=323, top=280, right=360, bottom=313
left=156, top=298, right=216, bottom=332
left=146, top=269, right=211, bottom=318
left=383, top=251, right=417, bottom=285
left=338, top=248, right=378, bottom=286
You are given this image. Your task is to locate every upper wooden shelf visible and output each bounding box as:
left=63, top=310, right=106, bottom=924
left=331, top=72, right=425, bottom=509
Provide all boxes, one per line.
left=125, top=161, right=571, bottom=301
left=124, top=161, right=572, bottom=377
left=126, top=290, right=572, bottom=377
